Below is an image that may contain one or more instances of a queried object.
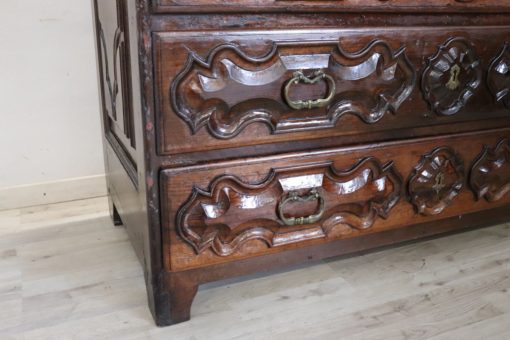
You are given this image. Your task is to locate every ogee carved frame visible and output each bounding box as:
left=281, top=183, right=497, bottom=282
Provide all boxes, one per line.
left=470, top=139, right=510, bottom=202
left=408, top=146, right=465, bottom=216
left=488, top=42, right=510, bottom=109
left=171, top=39, right=416, bottom=139
left=421, top=37, right=482, bottom=116
left=170, top=38, right=510, bottom=257
left=176, top=158, right=403, bottom=256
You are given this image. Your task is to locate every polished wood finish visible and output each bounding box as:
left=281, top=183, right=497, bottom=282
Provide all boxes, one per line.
left=155, top=27, right=510, bottom=155
left=470, top=139, right=510, bottom=202
left=152, top=0, right=510, bottom=14
left=92, top=0, right=510, bottom=326
left=161, top=129, right=510, bottom=270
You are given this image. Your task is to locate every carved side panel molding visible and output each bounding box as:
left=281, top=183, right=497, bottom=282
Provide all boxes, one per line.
left=95, top=0, right=138, bottom=184
left=171, top=40, right=416, bottom=139
left=97, top=2, right=135, bottom=148
left=422, top=37, right=482, bottom=116
left=408, top=147, right=465, bottom=215
left=470, top=139, right=510, bottom=202
left=176, top=158, right=403, bottom=256
left=488, top=43, right=510, bottom=109
left=99, top=26, right=125, bottom=122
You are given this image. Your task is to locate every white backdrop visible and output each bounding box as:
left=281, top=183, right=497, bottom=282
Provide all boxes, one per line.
left=0, top=1, right=105, bottom=193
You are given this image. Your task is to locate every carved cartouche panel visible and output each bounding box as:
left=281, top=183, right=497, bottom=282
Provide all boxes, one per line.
left=171, top=39, right=416, bottom=139
left=488, top=43, right=510, bottom=109
left=470, top=139, right=510, bottom=202
left=176, top=158, right=403, bottom=256
left=408, top=147, right=465, bottom=215
left=422, top=37, right=482, bottom=116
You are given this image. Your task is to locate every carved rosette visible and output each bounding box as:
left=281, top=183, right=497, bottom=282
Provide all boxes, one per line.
left=176, top=158, right=403, bottom=256
left=488, top=43, right=510, bottom=109
left=408, top=147, right=465, bottom=215
left=171, top=39, right=416, bottom=139
left=470, top=139, right=510, bottom=202
left=421, top=37, right=482, bottom=116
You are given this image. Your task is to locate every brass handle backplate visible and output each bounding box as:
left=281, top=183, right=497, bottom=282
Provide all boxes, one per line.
left=284, top=70, right=336, bottom=110
left=278, top=189, right=325, bottom=226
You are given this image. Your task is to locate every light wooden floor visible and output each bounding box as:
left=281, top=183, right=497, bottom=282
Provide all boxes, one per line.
left=1, top=197, right=510, bottom=339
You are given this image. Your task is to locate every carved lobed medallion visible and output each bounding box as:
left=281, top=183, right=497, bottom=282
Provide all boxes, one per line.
left=421, top=37, right=482, bottom=116
left=176, top=158, right=403, bottom=256
left=171, top=39, right=416, bottom=139
left=488, top=43, right=510, bottom=109
left=470, top=139, right=510, bottom=202
left=408, top=147, right=465, bottom=215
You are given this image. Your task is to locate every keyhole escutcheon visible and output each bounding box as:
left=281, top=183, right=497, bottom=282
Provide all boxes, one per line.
left=446, top=64, right=461, bottom=90
left=433, top=172, right=446, bottom=195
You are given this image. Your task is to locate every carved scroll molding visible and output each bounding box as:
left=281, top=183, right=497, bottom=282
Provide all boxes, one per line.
left=95, top=0, right=137, bottom=185
left=99, top=25, right=121, bottom=120
left=488, top=43, right=510, bottom=109
left=96, top=0, right=136, bottom=148
left=176, top=158, right=403, bottom=256
left=408, top=147, right=465, bottom=215
left=470, top=139, right=510, bottom=202
left=421, top=37, right=482, bottom=116
left=171, top=39, right=416, bottom=139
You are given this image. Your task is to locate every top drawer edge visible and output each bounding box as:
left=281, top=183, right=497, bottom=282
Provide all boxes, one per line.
left=152, top=1, right=510, bottom=14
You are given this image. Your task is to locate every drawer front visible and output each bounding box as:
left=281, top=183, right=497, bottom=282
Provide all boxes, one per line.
left=161, top=129, right=510, bottom=271
left=152, top=1, right=510, bottom=14
left=155, top=27, right=510, bottom=156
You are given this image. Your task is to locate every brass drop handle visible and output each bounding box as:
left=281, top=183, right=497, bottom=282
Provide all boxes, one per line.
left=284, top=70, right=336, bottom=110
left=278, top=189, right=325, bottom=226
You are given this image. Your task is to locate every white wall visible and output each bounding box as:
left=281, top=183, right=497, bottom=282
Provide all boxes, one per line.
left=0, top=1, right=106, bottom=207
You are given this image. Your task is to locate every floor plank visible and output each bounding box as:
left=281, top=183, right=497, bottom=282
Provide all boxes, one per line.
left=0, top=197, right=509, bottom=339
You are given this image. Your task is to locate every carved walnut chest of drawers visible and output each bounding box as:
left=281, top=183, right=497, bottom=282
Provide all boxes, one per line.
left=93, top=0, right=510, bottom=326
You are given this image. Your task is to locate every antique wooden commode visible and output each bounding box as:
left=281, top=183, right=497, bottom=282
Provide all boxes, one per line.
left=92, top=0, right=510, bottom=326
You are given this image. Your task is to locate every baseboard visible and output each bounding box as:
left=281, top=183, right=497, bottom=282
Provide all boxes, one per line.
left=0, top=174, right=107, bottom=211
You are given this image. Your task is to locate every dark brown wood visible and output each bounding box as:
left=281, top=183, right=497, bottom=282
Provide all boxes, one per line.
left=165, top=273, right=199, bottom=326
left=470, top=139, right=510, bottom=202
left=488, top=43, right=510, bottom=109
left=95, top=0, right=138, bottom=184
left=407, top=146, right=465, bottom=215
left=152, top=0, right=510, bottom=14
left=172, top=157, right=402, bottom=257
left=166, top=38, right=416, bottom=140
left=160, top=128, right=510, bottom=270
left=421, top=37, right=482, bottom=116
left=155, top=27, right=510, bottom=156
left=92, top=0, right=510, bottom=326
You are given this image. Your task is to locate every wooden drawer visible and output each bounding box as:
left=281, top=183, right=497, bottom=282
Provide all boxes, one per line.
left=152, top=0, right=510, bottom=14
left=155, top=26, right=510, bottom=156
left=161, top=128, right=510, bottom=271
